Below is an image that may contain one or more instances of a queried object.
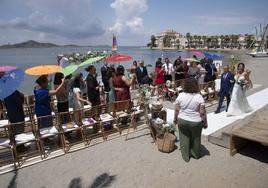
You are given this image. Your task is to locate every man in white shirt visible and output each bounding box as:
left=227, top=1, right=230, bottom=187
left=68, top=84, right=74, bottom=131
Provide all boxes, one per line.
left=162, top=57, right=174, bottom=82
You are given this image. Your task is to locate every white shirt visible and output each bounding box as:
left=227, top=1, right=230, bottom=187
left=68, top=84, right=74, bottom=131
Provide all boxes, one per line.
left=73, top=87, right=83, bottom=110
left=162, top=63, right=174, bottom=75
left=175, top=92, right=205, bottom=122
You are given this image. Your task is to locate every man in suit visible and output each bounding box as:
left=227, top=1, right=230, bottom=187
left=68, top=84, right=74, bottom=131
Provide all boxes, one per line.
left=136, top=60, right=148, bottom=84
left=101, top=62, right=110, bottom=92
left=215, top=65, right=235, bottom=114
left=204, top=58, right=217, bottom=82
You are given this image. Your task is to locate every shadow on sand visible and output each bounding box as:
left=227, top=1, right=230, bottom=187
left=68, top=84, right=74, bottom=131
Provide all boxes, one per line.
left=7, top=169, right=18, bottom=188
left=67, top=173, right=116, bottom=188
left=238, top=142, right=268, bottom=163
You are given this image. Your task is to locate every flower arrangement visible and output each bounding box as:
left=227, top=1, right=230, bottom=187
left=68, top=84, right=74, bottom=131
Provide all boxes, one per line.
left=229, top=55, right=241, bottom=73
left=139, top=85, right=151, bottom=104
left=157, top=122, right=176, bottom=137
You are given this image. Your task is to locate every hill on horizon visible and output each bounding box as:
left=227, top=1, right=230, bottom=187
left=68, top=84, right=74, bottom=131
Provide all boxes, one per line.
left=0, top=40, right=80, bottom=49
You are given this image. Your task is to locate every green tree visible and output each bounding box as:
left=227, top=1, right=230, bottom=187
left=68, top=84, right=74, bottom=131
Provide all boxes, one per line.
left=150, top=35, right=157, bottom=48
left=163, top=35, right=172, bottom=47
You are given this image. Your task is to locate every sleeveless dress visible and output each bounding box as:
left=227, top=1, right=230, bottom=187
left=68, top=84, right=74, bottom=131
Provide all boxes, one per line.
left=112, top=75, right=130, bottom=101
left=226, top=73, right=252, bottom=116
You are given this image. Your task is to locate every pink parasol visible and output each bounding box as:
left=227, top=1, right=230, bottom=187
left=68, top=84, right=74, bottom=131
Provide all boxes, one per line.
left=190, top=51, right=204, bottom=56
left=0, top=65, right=18, bottom=72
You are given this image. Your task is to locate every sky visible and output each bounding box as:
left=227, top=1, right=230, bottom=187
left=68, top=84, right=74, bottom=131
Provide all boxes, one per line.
left=0, top=0, right=267, bottom=46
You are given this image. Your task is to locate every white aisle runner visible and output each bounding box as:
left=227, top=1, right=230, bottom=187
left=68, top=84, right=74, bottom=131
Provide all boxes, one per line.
left=166, top=88, right=268, bottom=136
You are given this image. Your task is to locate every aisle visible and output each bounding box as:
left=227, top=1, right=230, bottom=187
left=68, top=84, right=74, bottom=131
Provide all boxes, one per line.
left=166, top=88, right=268, bottom=136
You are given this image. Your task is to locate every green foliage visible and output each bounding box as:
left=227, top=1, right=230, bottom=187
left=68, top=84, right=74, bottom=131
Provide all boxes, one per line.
left=157, top=123, right=176, bottom=136
left=229, top=55, right=241, bottom=72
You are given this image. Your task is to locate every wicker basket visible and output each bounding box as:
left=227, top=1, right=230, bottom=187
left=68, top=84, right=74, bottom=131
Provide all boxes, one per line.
left=156, top=133, right=176, bottom=153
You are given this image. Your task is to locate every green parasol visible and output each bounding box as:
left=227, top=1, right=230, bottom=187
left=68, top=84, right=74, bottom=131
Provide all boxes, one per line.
left=61, top=64, right=79, bottom=76
left=79, top=55, right=106, bottom=67
left=185, top=58, right=200, bottom=63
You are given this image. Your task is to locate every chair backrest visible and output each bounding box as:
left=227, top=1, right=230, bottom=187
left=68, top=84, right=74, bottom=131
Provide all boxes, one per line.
left=114, top=100, right=132, bottom=113
left=57, top=109, right=83, bottom=127
left=99, top=103, right=115, bottom=116
left=84, top=106, right=100, bottom=120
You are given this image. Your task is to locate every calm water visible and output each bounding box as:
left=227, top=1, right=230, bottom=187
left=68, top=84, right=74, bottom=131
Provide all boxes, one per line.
left=0, top=46, right=232, bottom=95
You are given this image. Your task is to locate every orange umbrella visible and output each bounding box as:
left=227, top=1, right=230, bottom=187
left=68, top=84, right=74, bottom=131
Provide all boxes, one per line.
left=25, top=65, right=62, bottom=76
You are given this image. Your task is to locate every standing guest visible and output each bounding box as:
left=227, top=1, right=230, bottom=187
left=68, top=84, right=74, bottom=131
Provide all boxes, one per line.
left=85, top=65, right=100, bottom=106
left=215, top=66, right=235, bottom=114
left=198, top=60, right=207, bottom=85
left=34, top=75, right=65, bottom=128
left=187, top=61, right=200, bottom=79
left=155, top=62, right=165, bottom=85
left=204, top=58, right=218, bottom=82
left=136, top=60, right=148, bottom=84
left=155, top=58, right=162, bottom=68
left=174, top=78, right=207, bottom=162
left=163, top=58, right=174, bottom=82
left=141, top=72, right=155, bottom=85
left=54, top=73, right=69, bottom=113
left=101, top=62, right=110, bottom=92
left=108, top=68, right=116, bottom=103
left=113, top=65, right=136, bottom=101
left=174, top=56, right=185, bottom=80
left=131, top=60, right=138, bottom=71
left=73, top=76, right=91, bottom=110
left=4, top=90, right=26, bottom=152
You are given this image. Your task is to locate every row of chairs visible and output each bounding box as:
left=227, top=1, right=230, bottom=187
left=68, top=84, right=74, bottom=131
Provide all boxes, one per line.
left=155, top=79, right=218, bottom=102
left=0, top=99, right=145, bottom=167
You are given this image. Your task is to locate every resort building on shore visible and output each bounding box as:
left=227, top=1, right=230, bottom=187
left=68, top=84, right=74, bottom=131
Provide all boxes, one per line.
left=148, top=29, right=266, bottom=50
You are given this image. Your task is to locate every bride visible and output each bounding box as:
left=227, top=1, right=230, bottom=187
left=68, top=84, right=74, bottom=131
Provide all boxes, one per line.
left=227, top=63, right=253, bottom=116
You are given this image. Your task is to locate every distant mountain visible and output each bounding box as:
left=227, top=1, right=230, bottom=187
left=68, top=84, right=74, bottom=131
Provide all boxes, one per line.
left=0, top=40, right=80, bottom=49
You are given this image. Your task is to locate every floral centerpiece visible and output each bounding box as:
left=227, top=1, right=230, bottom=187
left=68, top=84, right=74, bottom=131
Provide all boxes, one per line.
left=155, top=122, right=176, bottom=153
left=229, top=54, right=241, bottom=73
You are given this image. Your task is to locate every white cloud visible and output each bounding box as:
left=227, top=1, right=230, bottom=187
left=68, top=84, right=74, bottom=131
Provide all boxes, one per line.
left=195, top=15, right=261, bottom=26
left=108, top=0, right=148, bottom=34
left=0, top=0, right=105, bottom=41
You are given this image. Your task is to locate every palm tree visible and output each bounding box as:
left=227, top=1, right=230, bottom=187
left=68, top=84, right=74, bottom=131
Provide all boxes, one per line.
left=186, top=33, right=192, bottom=48
left=220, top=35, right=225, bottom=48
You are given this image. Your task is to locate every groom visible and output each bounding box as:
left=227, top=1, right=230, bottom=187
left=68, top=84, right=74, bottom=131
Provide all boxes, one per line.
left=215, top=65, right=235, bottom=114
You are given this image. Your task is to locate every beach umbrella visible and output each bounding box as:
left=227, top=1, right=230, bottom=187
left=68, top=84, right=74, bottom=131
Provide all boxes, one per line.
left=25, top=65, right=62, bottom=76
left=0, top=65, right=17, bottom=72
left=190, top=51, right=204, bottom=56
left=0, top=69, right=24, bottom=100
left=105, top=54, right=132, bottom=63
left=79, top=55, right=106, bottom=67
left=184, top=58, right=200, bottom=63
left=204, top=52, right=224, bottom=59
left=61, top=64, right=79, bottom=76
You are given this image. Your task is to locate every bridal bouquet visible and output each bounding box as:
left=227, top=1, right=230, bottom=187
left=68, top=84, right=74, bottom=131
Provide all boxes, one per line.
left=237, top=77, right=246, bottom=90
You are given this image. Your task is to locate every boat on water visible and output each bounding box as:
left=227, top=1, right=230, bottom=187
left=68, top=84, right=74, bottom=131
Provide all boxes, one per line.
left=248, top=24, right=268, bottom=58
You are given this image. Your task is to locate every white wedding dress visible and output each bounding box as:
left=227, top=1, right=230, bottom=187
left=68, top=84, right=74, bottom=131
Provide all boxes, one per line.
left=226, top=74, right=252, bottom=116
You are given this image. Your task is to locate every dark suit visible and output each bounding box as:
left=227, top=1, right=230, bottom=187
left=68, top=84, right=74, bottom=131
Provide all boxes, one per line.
left=216, top=71, right=235, bottom=112
left=101, top=65, right=110, bottom=92
left=86, top=74, right=100, bottom=106
left=136, top=66, right=148, bottom=84
left=204, top=63, right=217, bottom=82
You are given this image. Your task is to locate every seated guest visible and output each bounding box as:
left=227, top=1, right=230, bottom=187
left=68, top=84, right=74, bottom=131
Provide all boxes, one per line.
left=174, top=78, right=208, bottom=162
left=34, top=75, right=65, bottom=128
left=85, top=65, right=100, bottom=106
left=4, top=90, right=26, bottom=152
left=136, top=60, right=148, bottom=84
left=113, top=65, right=136, bottom=101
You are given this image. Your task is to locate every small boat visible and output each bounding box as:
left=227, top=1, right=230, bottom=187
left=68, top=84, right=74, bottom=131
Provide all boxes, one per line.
left=248, top=50, right=268, bottom=57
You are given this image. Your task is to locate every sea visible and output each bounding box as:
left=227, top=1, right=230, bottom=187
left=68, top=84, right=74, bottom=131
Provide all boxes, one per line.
left=0, top=46, right=234, bottom=95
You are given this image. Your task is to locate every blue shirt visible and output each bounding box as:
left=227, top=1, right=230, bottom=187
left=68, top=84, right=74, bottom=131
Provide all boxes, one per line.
left=34, top=88, right=51, bottom=117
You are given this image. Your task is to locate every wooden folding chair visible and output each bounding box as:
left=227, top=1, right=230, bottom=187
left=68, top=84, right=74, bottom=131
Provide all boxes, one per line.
left=81, top=106, right=101, bottom=145
left=0, top=124, right=16, bottom=167
left=35, top=114, right=62, bottom=158
left=113, top=100, right=132, bottom=135
left=9, top=120, right=42, bottom=166
left=199, top=82, right=209, bottom=101
left=207, top=81, right=217, bottom=101
left=57, top=109, right=84, bottom=153
left=99, top=102, right=116, bottom=140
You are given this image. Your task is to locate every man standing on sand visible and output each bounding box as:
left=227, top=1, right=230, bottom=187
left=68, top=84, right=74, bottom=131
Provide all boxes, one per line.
left=215, top=65, right=235, bottom=114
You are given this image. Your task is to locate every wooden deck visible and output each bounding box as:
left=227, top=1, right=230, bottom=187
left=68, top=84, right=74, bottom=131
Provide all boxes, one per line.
left=230, top=108, right=268, bottom=156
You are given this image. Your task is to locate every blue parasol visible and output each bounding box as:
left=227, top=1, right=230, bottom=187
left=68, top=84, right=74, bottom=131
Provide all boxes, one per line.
left=204, top=52, right=224, bottom=59
left=0, top=69, right=24, bottom=100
